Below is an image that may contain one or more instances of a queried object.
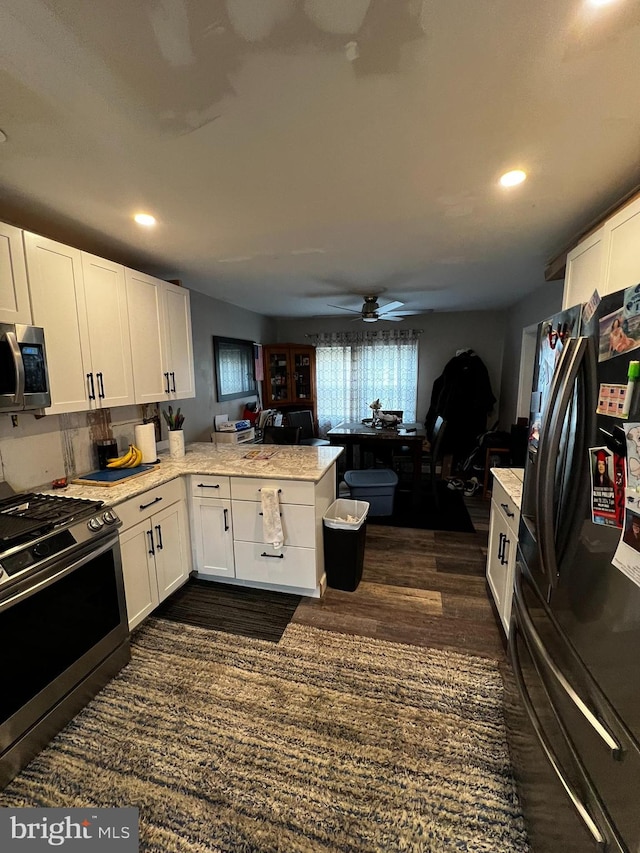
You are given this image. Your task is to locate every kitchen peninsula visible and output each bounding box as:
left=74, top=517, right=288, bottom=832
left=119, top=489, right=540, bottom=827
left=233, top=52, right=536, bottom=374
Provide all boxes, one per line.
left=54, top=443, right=343, bottom=629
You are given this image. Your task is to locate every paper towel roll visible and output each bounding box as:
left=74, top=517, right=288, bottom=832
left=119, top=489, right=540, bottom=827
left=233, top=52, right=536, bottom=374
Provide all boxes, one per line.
left=134, top=422, right=157, bottom=464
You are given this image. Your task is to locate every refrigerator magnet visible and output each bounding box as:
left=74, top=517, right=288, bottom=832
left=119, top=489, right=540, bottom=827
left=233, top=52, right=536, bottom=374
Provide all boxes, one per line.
left=590, top=447, right=620, bottom=527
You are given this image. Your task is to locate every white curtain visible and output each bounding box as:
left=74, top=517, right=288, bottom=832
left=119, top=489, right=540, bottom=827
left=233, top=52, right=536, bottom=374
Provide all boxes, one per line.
left=309, top=329, right=420, bottom=435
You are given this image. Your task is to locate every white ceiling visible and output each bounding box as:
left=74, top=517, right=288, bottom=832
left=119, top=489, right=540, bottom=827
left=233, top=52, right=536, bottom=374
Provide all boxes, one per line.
left=1, top=0, right=640, bottom=320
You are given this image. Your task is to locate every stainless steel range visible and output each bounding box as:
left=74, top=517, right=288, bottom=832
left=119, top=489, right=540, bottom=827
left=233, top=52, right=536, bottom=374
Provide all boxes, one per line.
left=0, top=489, right=130, bottom=788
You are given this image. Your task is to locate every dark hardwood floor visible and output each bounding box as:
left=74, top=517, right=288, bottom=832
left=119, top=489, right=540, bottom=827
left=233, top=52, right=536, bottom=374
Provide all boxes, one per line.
left=293, top=494, right=506, bottom=659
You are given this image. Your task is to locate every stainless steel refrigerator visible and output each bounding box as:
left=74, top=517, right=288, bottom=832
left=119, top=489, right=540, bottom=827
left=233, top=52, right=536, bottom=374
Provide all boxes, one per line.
left=504, top=288, right=640, bottom=852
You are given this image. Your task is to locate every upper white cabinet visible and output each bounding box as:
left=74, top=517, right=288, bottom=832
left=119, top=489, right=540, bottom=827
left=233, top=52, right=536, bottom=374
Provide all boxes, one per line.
left=125, top=269, right=195, bottom=404
left=563, top=195, right=640, bottom=308
left=563, top=226, right=606, bottom=309
left=24, top=234, right=135, bottom=414
left=164, top=280, right=195, bottom=399
left=0, top=222, right=31, bottom=324
left=603, top=196, right=640, bottom=294
left=80, top=253, right=135, bottom=408
left=24, top=233, right=92, bottom=414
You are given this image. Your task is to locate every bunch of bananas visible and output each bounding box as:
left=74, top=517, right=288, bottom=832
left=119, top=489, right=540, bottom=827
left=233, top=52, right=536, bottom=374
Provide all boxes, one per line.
left=106, top=444, right=143, bottom=469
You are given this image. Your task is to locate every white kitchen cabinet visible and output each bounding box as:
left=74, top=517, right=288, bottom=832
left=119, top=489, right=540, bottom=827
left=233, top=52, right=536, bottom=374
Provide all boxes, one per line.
left=80, top=252, right=135, bottom=408
left=0, top=222, right=31, bottom=324
left=23, top=233, right=92, bottom=414
left=125, top=269, right=195, bottom=404
left=23, top=234, right=135, bottom=413
left=163, top=280, right=195, bottom=399
left=603, top=196, right=640, bottom=295
left=190, top=476, right=235, bottom=579
left=229, top=471, right=334, bottom=594
left=563, top=194, right=640, bottom=308
left=117, top=478, right=191, bottom=630
left=563, top=226, right=607, bottom=309
left=486, top=471, right=522, bottom=637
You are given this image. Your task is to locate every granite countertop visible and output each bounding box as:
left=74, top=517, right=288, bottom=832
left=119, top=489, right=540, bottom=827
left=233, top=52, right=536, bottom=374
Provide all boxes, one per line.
left=43, top=442, right=343, bottom=506
left=491, top=467, right=525, bottom=510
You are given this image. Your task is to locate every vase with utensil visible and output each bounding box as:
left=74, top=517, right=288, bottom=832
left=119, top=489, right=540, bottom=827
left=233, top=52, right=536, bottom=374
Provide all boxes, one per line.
left=163, top=406, right=185, bottom=459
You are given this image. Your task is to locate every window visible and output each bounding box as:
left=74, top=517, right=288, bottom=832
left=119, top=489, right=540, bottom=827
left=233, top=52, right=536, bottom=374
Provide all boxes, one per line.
left=213, top=336, right=256, bottom=401
left=310, top=329, right=420, bottom=433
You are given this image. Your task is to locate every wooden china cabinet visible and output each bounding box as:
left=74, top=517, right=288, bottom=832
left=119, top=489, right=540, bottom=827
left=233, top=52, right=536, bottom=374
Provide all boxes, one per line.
left=262, top=344, right=317, bottom=421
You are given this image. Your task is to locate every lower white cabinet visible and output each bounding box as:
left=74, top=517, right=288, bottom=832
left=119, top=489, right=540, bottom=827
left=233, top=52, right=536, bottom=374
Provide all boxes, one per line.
left=118, top=478, right=191, bottom=630
left=189, top=469, right=336, bottom=595
left=486, top=473, right=521, bottom=636
left=191, top=475, right=235, bottom=579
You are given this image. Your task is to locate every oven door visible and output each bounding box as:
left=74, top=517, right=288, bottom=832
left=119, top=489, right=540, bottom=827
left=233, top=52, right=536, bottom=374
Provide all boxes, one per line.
left=0, top=324, right=51, bottom=411
left=0, top=532, right=129, bottom=783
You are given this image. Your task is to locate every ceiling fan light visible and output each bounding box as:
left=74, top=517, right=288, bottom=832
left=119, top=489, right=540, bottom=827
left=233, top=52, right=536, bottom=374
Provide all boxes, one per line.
left=362, top=314, right=377, bottom=323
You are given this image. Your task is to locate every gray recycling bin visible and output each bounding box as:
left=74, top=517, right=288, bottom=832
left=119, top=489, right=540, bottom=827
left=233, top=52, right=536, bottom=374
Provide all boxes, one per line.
left=323, top=499, right=369, bottom=591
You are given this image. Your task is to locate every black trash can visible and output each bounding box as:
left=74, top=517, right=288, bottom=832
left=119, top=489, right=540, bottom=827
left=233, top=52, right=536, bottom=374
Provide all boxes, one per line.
left=323, top=499, right=369, bottom=591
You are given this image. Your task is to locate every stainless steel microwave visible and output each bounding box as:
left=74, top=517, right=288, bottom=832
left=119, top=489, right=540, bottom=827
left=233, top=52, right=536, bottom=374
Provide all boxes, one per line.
left=0, top=324, right=51, bottom=411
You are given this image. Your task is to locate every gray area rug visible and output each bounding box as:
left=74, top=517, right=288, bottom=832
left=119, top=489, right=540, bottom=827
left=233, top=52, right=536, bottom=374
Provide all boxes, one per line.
left=3, top=620, right=529, bottom=852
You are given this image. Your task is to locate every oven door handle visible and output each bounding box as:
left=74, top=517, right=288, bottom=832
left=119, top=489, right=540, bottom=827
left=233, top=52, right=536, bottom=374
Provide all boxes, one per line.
left=0, top=534, right=119, bottom=612
left=5, top=331, right=25, bottom=408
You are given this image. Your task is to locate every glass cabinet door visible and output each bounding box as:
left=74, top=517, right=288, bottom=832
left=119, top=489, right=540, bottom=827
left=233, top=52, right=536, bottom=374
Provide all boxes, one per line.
left=268, top=349, right=291, bottom=403
left=292, top=347, right=312, bottom=403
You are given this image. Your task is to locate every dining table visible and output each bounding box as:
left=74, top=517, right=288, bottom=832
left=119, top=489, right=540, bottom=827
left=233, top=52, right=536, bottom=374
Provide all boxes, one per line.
left=327, top=421, right=427, bottom=502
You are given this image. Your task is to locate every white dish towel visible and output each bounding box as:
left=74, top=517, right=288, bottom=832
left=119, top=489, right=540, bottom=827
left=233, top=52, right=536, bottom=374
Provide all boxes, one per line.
left=261, top=488, right=284, bottom=551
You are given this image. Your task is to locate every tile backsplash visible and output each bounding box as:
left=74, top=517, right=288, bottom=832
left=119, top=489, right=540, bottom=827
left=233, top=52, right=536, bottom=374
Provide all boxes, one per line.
left=0, top=404, right=157, bottom=492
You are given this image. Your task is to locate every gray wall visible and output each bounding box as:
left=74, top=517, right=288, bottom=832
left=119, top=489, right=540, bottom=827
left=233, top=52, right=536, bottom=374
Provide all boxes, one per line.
left=178, top=290, right=276, bottom=443
left=498, top=281, right=564, bottom=427
left=275, top=310, right=507, bottom=428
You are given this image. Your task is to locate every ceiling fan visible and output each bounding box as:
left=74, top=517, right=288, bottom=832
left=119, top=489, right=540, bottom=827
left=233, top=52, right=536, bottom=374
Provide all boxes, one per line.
left=327, top=295, right=421, bottom=323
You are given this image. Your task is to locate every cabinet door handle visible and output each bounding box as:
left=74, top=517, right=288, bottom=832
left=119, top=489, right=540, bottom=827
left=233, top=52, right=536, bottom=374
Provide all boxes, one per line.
left=87, top=372, right=96, bottom=400
left=170, top=371, right=176, bottom=392
left=96, top=371, right=105, bottom=399
left=146, top=528, right=155, bottom=556
left=501, top=536, right=510, bottom=566
left=140, top=496, right=163, bottom=510
left=261, top=552, right=284, bottom=559
left=500, top=502, right=515, bottom=518
left=497, top=532, right=504, bottom=562
left=258, top=488, right=281, bottom=493
left=223, top=508, right=229, bottom=531
left=155, top=523, right=163, bottom=550
left=259, top=511, right=282, bottom=516
left=197, top=483, right=220, bottom=489
left=164, top=372, right=170, bottom=394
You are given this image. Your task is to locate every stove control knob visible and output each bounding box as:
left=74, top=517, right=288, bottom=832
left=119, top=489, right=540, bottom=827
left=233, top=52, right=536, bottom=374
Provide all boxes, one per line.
left=88, top=516, right=104, bottom=532
left=102, top=510, right=119, bottom=525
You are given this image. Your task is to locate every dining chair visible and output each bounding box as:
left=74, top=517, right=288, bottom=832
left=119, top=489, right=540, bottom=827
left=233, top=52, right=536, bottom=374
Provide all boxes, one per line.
left=285, top=411, right=330, bottom=446
left=262, top=425, right=302, bottom=445
left=424, top=415, right=447, bottom=506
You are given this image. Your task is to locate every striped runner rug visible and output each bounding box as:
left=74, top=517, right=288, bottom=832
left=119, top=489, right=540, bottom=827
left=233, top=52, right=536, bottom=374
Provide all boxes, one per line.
left=2, top=619, right=529, bottom=852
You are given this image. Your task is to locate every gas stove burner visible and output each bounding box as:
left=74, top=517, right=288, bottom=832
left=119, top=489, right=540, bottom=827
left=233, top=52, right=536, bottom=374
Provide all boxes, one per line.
left=0, top=492, right=105, bottom=550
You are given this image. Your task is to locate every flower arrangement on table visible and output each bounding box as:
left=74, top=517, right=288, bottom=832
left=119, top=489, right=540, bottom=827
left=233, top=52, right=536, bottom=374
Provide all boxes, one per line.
left=162, top=405, right=184, bottom=431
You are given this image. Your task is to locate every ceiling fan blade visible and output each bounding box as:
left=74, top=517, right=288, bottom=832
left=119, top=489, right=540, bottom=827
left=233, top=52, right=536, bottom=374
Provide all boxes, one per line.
left=380, top=310, right=424, bottom=318
left=379, top=300, right=404, bottom=313
left=327, top=303, right=361, bottom=314
left=381, top=315, right=403, bottom=321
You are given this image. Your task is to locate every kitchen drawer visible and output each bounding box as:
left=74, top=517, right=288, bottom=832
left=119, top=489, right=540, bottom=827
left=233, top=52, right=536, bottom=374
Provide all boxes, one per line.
left=230, top=477, right=315, bottom=506
left=491, top=478, right=520, bottom=533
left=116, top=477, right=184, bottom=530
left=232, top=499, right=315, bottom=547
left=233, top=541, right=317, bottom=589
left=191, top=474, right=231, bottom=499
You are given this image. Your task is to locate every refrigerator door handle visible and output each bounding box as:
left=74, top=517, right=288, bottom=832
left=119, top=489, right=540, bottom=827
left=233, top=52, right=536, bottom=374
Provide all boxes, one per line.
left=537, top=337, right=589, bottom=588
left=509, top=614, right=610, bottom=851
left=514, top=568, right=622, bottom=759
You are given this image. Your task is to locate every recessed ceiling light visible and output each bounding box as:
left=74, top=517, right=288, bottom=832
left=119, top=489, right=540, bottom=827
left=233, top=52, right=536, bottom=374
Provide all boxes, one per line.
left=499, top=169, right=527, bottom=188
left=133, top=213, right=156, bottom=226
left=588, top=0, right=616, bottom=6
left=0, top=129, right=7, bottom=143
